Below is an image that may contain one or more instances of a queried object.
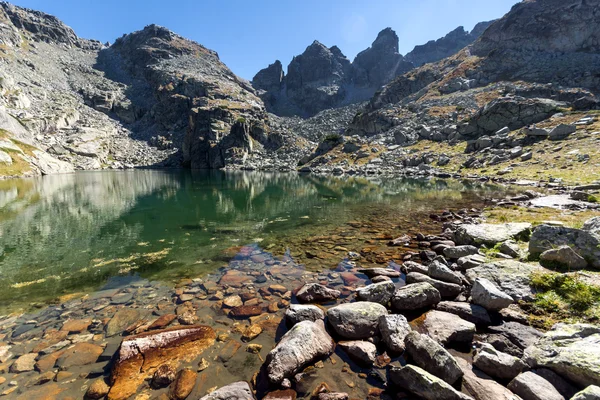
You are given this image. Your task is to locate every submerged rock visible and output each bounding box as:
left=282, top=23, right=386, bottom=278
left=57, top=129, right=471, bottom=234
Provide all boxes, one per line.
left=523, top=323, right=600, bottom=387
left=404, top=331, right=463, bottom=385
left=265, top=320, right=334, bottom=384
left=296, top=283, right=341, bottom=303
left=378, top=314, right=411, bottom=353
left=326, top=301, right=388, bottom=339
left=199, top=381, right=256, bottom=400
left=389, top=364, right=473, bottom=400
left=285, top=304, right=325, bottom=326
left=391, top=282, right=441, bottom=311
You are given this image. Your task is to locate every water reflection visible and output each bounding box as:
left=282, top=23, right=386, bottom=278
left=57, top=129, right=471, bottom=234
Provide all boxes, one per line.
left=0, top=170, right=507, bottom=311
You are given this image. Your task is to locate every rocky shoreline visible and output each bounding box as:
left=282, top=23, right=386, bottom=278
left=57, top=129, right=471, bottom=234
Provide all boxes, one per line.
left=1, top=196, right=599, bottom=400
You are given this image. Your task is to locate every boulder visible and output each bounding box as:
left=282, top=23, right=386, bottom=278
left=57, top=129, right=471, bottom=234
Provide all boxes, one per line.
left=326, top=302, right=388, bottom=339
left=356, top=267, right=401, bottom=278
left=548, top=124, right=576, bottom=140
left=285, top=304, right=325, bottom=326
left=422, top=311, right=476, bottom=345
left=405, top=272, right=462, bottom=298
left=296, top=283, right=341, bottom=303
left=199, top=381, right=256, bottom=400
left=404, top=331, right=463, bottom=385
left=523, top=323, right=600, bottom=387
left=539, top=245, right=587, bottom=270
left=571, top=386, right=600, bottom=400
left=489, top=322, right=543, bottom=352
left=389, top=364, right=473, bottom=400
left=508, top=371, right=565, bottom=400
left=391, top=282, right=441, bottom=311
left=452, top=223, right=532, bottom=246
left=471, top=278, right=514, bottom=311
left=444, top=245, right=479, bottom=259
left=435, top=302, right=491, bottom=326
left=529, top=219, right=600, bottom=269
left=534, top=369, right=578, bottom=399
left=355, top=281, right=396, bottom=304
left=428, top=260, right=462, bottom=284
left=456, top=357, right=521, bottom=400
left=108, top=325, right=216, bottom=400
left=378, top=314, right=411, bottom=353
left=457, top=254, right=487, bottom=271
left=465, top=260, right=543, bottom=302
left=168, top=369, right=197, bottom=400
left=498, top=241, right=520, bottom=258
left=473, top=343, right=527, bottom=380
left=337, top=341, right=377, bottom=367
left=265, top=320, right=334, bottom=384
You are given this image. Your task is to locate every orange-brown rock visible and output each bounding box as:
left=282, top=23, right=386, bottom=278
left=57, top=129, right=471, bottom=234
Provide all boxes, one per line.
left=56, top=342, right=103, bottom=370
left=229, top=305, right=263, bottom=318
left=218, top=270, right=251, bottom=287
left=148, top=314, right=177, bottom=330
left=32, top=330, right=69, bottom=353
left=15, top=382, right=66, bottom=400
left=168, top=369, right=197, bottom=400
left=217, top=339, right=241, bottom=362
left=108, top=325, right=216, bottom=400
left=61, top=318, right=92, bottom=334
left=264, top=389, right=297, bottom=400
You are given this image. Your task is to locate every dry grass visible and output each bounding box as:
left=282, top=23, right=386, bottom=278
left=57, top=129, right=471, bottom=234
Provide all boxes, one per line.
left=484, top=206, right=598, bottom=228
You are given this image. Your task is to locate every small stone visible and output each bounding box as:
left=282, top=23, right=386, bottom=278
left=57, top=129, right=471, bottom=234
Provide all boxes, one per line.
left=168, top=369, right=197, bottom=400
left=296, top=283, right=340, bottom=303
left=10, top=353, right=37, bottom=373
left=338, top=341, right=377, bottom=367
left=223, top=295, right=243, bottom=308
left=197, top=358, right=210, bottom=372
left=61, top=318, right=92, bottom=334
left=151, top=364, right=177, bottom=388
left=241, top=325, right=262, bottom=342
left=86, top=379, right=111, bottom=399
left=246, top=344, right=262, bottom=354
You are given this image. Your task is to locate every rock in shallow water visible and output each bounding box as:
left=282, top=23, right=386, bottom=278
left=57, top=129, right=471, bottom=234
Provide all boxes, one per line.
left=338, top=340, right=377, bottom=367
left=391, top=282, right=441, bottom=310
left=406, top=272, right=462, bottom=298
left=265, top=320, right=334, bottom=384
left=404, top=331, right=463, bottom=385
left=422, top=310, right=475, bottom=345
left=199, top=381, right=256, bottom=399
left=378, top=314, right=411, bottom=353
left=326, top=301, right=388, bottom=339
left=296, top=283, right=341, bottom=303
left=285, top=304, right=324, bottom=326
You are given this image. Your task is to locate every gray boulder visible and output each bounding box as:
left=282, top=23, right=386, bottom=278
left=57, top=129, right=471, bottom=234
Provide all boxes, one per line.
left=404, top=331, right=463, bottom=385
left=465, top=260, right=543, bottom=302
left=473, top=343, right=527, bottom=380
left=571, top=386, right=600, bottom=400
left=356, top=281, right=396, bottom=305
left=428, top=260, right=462, bottom=284
left=337, top=340, right=377, bottom=367
left=539, top=245, right=587, bottom=270
left=498, top=240, right=520, bottom=258
left=523, top=323, right=600, bottom=387
left=456, top=357, right=521, bottom=400
left=422, top=310, right=476, bottom=345
left=326, top=302, right=387, bottom=339
left=471, top=278, right=514, bottom=311
left=401, top=261, right=429, bottom=275
left=390, top=365, right=473, bottom=400
left=548, top=124, right=576, bottom=140
left=444, top=245, right=479, bottom=259
left=457, top=254, right=487, bottom=271
left=489, top=322, right=543, bottom=352
left=296, top=283, right=341, bottom=303
left=199, top=381, right=256, bottom=400
left=507, top=371, right=565, bottom=400
left=378, top=314, right=411, bottom=353
left=285, top=304, right=325, bottom=326
left=436, top=301, right=491, bottom=326
left=265, top=320, right=334, bottom=384
left=406, top=272, right=462, bottom=298
left=391, top=282, right=441, bottom=311
left=356, top=267, right=401, bottom=278
left=453, top=223, right=532, bottom=246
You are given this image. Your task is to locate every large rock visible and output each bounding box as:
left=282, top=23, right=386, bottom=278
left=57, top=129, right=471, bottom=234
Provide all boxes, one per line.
left=571, top=386, right=600, bottom=400
left=389, top=364, right=473, bottom=400
left=473, top=343, right=527, bottom=380
left=428, top=260, right=462, bottom=285
left=489, top=322, right=543, bottom=353
left=471, top=278, right=514, bottom=311
left=523, top=323, right=600, bottom=387
left=108, top=325, right=216, bottom=400
left=539, top=245, right=588, bottom=270
left=507, top=371, right=565, bottom=400
left=422, top=311, right=476, bottom=345
left=378, top=314, right=411, bottom=353
left=337, top=340, right=377, bottom=367
left=326, top=302, right=387, bottom=339
left=404, top=331, right=463, bottom=385
left=436, top=301, right=491, bottom=326
left=285, top=304, right=325, bottom=326
left=105, top=308, right=141, bottom=337
left=406, top=272, right=462, bottom=298
left=452, top=223, right=532, bottom=246
left=265, top=320, right=334, bottom=384
left=355, top=281, right=396, bottom=304
left=199, top=381, right=256, bottom=400
left=444, top=245, right=479, bottom=259
left=391, top=282, right=441, bottom=311
left=529, top=219, right=600, bottom=269
left=456, top=357, right=521, bottom=400
left=296, top=283, right=340, bottom=303
left=465, top=260, right=544, bottom=302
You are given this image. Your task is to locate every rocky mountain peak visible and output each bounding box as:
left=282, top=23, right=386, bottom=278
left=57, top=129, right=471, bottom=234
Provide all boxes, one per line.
left=371, top=27, right=399, bottom=53
left=252, top=60, right=284, bottom=93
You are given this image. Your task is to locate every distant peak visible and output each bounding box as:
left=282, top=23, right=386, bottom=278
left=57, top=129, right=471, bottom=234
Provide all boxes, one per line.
left=372, top=27, right=399, bottom=53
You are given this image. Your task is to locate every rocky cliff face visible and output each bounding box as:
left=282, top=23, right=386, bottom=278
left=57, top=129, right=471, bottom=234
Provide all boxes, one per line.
left=404, top=21, right=494, bottom=67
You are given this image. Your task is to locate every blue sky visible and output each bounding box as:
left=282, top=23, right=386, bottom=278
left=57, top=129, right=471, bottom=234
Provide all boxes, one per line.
left=10, top=0, right=517, bottom=80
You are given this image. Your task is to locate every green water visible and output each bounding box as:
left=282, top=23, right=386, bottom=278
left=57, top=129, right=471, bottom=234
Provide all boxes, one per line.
left=0, top=170, right=510, bottom=311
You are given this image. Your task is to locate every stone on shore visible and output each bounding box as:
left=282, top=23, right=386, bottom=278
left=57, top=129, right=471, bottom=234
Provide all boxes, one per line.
left=471, top=278, right=513, bottom=311
left=168, top=369, right=197, bottom=400
left=422, top=310, right=476, bottom=345
left=539, top=245, right=587, bottom=270
left=326, top=302, right=388, bottom=339
left=404, top=331, right=463, bottom=385
left=356, top=281, right=396, bottom=304
left=296, top=283, right=341, bottom=303
left=456, top=357, right=521, bottom=400
left=391, top=282, right=441, bottom=311
left=378, top=314, right=411, bottom=353
left=428, top=260, right=462, bottom=285
left=444, top=245, right=479, bottom=259
left=571, top=386, right=600, bottom=400
left=523, top=323, right=600, bottom=387
left=285, top=304, right=325, bottom=326
left=338, top=341, right=377, bottom=367
left=265, top=320, right=334, bottom=384
left=435, top=301, right=491, bottom=326
left=508, top=371, right=565, bottom=400
left=452, top=223, right=531, bottom=246
left=11, top=353, right=38, bottom=373
left=465, top=260, right=543, bottom=302
left=86, top=379, right=111, bottom=399
left=405, top=272, right=462, bottom=298
left=389, top=364, right=473, bottom=400
left=199, top=381, right=257, bottom=400
left=473, top=343, right=526, bottom=380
